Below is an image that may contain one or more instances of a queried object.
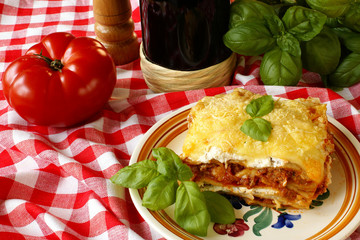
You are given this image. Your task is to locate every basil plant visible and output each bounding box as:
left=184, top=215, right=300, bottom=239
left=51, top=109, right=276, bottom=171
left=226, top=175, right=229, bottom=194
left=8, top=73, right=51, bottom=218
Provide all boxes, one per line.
left=306, top=0, right=360, bottom=32
left=224, top=0, right=327, bottom=86
left=327, top=27, right=360, bottom=88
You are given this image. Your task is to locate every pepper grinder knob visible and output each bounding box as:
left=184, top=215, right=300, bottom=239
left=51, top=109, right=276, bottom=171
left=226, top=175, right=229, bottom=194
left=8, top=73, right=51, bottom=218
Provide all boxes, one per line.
left=93, top=0, right=140, bottom=65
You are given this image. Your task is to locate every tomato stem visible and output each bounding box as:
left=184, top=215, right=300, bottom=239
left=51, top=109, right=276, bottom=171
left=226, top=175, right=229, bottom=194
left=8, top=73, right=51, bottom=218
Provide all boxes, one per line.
left=34, top=50, right=64, bottom=72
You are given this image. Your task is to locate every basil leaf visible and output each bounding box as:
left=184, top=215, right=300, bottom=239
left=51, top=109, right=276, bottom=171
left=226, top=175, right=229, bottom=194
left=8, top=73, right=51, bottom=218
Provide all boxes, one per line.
left=229, top=0, right=276, bottom=28
left=282, top=6, right=327, bottom=41
left=223, top=22, right=276, bottom=56
left=328, top=53, right=360, bottom=87
left=241, top=118, right=272, bottom=142
left=332, top=27, right=360, bottom=53
left=203, top=191, right=235, bottom=224
left=152, top=147, right=193, bottom=181
left=265, top=15, right=285, bottom=37
left=246, top=95, right=274, bottom=118
left=152, top=147, right=180, bottom=161
left=301, top=27, right=341, bottom=75
left=305, top=0, right=350, bottom=18
left=153, top=147, right=178, bottom=177
left=339, top=4, right=360, bottom=32
left=110, top=160, right=159, bottom=189
left=326, top=17, right=341, bottom=28
left=175, top=181, right=210, bottom=237
left=142, top=175, right=178, bottom=211
left=175, top=163, right=193, bottom=181
left=260, top=47, right=302, bottom=86
left=276, top=32, right=301, bottom=57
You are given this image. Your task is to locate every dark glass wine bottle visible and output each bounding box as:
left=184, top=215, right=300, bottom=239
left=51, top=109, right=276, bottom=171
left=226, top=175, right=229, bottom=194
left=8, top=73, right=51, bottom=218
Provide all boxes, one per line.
left=140, top=0, right=232, bottom=71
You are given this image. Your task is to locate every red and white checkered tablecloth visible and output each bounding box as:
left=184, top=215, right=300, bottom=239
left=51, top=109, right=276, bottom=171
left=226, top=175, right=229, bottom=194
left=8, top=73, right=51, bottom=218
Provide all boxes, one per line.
left=1, top=0, right=360, bottom=239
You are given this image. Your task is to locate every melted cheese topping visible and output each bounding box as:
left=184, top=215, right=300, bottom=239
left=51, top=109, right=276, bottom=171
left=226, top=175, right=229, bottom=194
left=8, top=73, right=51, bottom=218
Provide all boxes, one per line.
left=182, top=88, right=332, bottom=183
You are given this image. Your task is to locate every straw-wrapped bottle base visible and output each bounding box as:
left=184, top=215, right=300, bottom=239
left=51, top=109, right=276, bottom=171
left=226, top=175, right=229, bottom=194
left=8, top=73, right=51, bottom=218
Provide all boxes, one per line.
left=140, top=43, right=237, bottom=93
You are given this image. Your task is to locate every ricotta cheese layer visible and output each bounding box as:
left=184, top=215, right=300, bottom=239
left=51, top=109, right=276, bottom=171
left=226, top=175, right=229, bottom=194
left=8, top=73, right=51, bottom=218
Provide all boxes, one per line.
left=197, top=146, right=287, bottom=168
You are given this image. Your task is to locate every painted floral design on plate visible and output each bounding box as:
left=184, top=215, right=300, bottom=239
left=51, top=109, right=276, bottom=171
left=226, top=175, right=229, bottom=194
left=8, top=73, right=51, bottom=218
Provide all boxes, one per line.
left=213, top=190, right=330, bottom=237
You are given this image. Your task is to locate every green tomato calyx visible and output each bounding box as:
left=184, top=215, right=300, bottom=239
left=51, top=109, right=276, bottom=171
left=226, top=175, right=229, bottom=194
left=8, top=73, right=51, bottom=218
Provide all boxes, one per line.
left=34, top=50, right=63, bottom=72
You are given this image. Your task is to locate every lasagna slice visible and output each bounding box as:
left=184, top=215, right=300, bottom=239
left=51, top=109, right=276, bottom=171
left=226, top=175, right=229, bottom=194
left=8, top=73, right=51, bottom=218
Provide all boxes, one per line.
left=181, top=88, right=334, bottom=209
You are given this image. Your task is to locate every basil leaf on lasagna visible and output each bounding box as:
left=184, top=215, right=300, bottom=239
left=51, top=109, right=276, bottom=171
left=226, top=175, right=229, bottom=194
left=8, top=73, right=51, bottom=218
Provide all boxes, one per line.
left=241, top=118, right=272, bottom=142
left=246, top=95, right=274, bottom=118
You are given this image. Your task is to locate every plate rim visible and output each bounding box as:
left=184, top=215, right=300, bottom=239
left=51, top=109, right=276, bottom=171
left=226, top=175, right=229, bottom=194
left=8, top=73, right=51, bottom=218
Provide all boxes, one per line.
left=129, top=103, right=360, bottom=240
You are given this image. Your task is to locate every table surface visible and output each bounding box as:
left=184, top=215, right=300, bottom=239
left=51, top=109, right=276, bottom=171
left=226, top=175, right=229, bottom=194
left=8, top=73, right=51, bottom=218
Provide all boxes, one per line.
left=1, top=0, right=360, bottom=239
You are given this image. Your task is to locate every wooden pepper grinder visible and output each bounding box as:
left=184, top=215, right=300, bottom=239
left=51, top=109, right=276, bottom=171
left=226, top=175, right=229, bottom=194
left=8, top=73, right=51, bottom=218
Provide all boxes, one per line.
left=93, top=0, right=140, bottom=65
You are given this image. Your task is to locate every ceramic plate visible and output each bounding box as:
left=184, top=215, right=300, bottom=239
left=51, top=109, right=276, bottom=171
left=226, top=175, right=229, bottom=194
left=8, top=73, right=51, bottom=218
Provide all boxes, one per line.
left=129, top=103, right=360, bottom=240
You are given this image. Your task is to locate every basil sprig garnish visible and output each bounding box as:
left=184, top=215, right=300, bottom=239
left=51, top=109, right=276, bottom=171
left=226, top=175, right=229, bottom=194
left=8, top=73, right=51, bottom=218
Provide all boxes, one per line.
left=111, top=147, right=235, bottom=236
left=245, top=95, right=274, bottom=118
left=175, top=181, right=211, bottom=237
left=241, top=95, right=274, bottom=142
left=111, top=160, right=159, bottom=189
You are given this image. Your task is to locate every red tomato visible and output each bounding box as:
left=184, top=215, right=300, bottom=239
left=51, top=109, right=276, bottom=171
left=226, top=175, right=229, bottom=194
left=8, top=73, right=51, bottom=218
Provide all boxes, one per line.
left=2, top=32, right=116, bottom=127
